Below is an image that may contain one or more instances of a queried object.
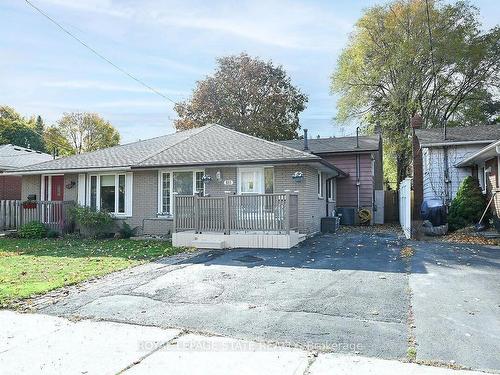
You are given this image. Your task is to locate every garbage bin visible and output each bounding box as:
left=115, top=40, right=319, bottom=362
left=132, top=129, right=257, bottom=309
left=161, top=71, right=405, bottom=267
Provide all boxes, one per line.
left=421, top=198, right=447, bottom=226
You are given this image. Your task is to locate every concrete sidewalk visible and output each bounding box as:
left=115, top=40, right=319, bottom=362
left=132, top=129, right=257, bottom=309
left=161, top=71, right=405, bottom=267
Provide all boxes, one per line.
left=0, top=311, right=491, bottom=375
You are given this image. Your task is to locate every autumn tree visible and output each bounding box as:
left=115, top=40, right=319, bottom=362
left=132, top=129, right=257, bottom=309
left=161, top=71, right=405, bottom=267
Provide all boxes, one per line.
left=50, top=112, right=120, bottom=155
left=331, top=0, right=500, bottom=186
left=0, top=105, right=45, bottom=151
left=43, top=126, right=73, bottom=156
left=174, top=53, right=308, bottom=141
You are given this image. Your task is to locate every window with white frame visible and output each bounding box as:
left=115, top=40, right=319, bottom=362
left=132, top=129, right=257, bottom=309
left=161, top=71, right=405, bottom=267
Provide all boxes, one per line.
left=158, top=170, right=204, bottom=215
left=478, top=165, right=486, bottom=194
left=317, top=171, right=323, bottom=198
left=327, top=178, right=336, bottom=202
left=237, top=167, right=273, bottom=194
left=86, top=173, right=132, bottom=216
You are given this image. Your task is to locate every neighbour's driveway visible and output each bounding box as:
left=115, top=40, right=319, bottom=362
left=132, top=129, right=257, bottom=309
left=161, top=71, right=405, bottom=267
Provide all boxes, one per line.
left=35, top=231, right=500, bottom=372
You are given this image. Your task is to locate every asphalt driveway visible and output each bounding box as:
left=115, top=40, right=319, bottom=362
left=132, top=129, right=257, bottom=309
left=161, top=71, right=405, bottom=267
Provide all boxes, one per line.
left=34, top=230, right=500, bottom=372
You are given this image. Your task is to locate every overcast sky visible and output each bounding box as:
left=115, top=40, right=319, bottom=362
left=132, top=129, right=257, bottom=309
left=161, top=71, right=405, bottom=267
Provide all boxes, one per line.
left=1, top=0, right=498, bottom=143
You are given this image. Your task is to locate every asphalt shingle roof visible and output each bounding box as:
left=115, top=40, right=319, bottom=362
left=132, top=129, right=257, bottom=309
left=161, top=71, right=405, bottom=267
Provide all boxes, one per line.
left=14, top=124, right=320, bottom=172
left=0, top=144, right=52, bottom=170
left=137, top=124, right=319, bottom=167
left=415, top=125, right=500, bottom=146
left=278, top=135, right=380, bottom=154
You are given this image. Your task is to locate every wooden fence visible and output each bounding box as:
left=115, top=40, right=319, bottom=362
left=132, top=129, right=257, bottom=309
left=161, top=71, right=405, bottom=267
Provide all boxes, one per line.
left=0, top=200, right=75, bottom=233
left=174, top=193, right=299, bottom=234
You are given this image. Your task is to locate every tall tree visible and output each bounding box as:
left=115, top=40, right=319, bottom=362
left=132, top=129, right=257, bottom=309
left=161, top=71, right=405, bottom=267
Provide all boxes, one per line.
left=35, top=115, right=45, bottom=134
left=174, top=53, right=308, bottom=141
left=43, top=126, right=73, bottom=157
left=0, top=105, right=45, bottom=151
left=331, top=0, right=500, bottom=186
left=54, top=112, right=120, bottom=154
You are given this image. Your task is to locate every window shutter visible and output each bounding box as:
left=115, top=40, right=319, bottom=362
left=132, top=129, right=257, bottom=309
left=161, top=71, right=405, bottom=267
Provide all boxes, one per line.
left=125, top=172, right=133, bottom=216
left=77, top=174, right=86, bottom=206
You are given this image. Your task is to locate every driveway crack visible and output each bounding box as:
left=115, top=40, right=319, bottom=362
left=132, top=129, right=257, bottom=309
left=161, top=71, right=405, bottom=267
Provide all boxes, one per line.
left=116, top=329, right=189, bottom=374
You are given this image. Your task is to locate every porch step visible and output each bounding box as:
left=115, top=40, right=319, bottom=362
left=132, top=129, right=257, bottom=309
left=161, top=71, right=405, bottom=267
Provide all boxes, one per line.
left=191, top=239, right=225, bottom=249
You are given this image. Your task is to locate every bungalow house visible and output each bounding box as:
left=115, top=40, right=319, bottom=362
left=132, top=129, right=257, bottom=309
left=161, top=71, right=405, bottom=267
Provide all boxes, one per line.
left=0, top=144, right=52, bottom=200
left=279, top=132, right=383, bottom=224
left=412, top=114, right=500, bottom=213
left=456, top=140, right=500, bottom=218
left=9, top=124, right=347, bottom=249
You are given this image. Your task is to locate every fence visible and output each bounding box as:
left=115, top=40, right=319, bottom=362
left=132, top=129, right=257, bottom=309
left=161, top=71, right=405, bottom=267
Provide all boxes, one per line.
left=174, top=193, right=299, bottom=234
left=0, top=200, right=75, bottom=233
left=399, top=178, right=412, bottom=239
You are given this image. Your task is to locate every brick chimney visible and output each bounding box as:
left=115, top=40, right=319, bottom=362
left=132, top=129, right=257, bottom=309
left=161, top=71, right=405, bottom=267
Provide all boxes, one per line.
left=411, top=114, right=423, bottom=219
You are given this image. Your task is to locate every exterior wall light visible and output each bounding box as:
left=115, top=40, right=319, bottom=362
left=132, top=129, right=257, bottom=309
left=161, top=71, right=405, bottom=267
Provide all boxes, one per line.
left=292, top=171, right=304, bottom=182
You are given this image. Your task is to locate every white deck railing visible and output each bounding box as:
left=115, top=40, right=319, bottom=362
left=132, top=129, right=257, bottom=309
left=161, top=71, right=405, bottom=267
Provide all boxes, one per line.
left=174, top=193, right=299, bottom=234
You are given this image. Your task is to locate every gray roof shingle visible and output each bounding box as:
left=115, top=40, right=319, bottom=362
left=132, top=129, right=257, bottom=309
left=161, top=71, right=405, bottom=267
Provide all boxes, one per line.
left=278, top=135, right=380, bottom=154
left=415, top=125, right=500, bottom=146
left=0, top=144, right=52, bottom=170
left=14, top=124, right=320, bottom=172
left=15, top=126, right=208, bottom=172
left=137, top=124, right=319, bottom=167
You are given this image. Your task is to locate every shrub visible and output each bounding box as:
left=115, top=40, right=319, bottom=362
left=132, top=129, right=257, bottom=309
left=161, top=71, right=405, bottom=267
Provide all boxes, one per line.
left=69, top=206, right=114, bottom=238
left=448, top=176, right=487, bottom=231
left=118, top=222, right=135, bottom=239
left=18, top=221, right=47, bottom=239
left=46, top=229, right=59, bottom=239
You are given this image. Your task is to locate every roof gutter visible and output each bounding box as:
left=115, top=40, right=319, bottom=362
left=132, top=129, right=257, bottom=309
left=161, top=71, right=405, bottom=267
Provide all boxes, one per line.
left=3, top=159, right=349, bottom=178
left=312, top=149, right=379, bottom=155
left=3, top=166, right=132, bottom=176
left=420, top=140, right=495, bottom=148
left=134, top=158, right=349, bottom=177
left=455, top=140, right=500, bottom=167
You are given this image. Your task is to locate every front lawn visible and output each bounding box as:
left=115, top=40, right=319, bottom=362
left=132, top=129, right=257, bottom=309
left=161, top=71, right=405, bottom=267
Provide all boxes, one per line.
left=0, top=238, right=184, bottom=307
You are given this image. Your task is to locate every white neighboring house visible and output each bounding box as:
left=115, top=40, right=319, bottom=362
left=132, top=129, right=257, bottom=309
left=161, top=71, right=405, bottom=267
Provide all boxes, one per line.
left=414, top=125, right=500, bottom=205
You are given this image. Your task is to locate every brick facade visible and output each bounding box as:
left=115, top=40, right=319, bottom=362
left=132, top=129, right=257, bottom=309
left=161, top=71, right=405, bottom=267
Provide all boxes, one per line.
left=21, top=164, right=329, bottom=236
left=412, top=114, right=424, bottom=219
left=0, top=176, right=22, bottom=200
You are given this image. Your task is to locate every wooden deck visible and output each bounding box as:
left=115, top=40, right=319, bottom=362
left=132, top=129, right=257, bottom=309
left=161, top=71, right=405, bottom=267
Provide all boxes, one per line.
left=172, top=193, right=301, bottom=249
left=174, top=193, right=299, bottom=235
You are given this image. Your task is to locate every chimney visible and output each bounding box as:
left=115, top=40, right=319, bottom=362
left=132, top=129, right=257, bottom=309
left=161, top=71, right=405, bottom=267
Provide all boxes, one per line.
left=411, top=114, right=423, bottom=219
left=303, top=129, right=309, bottom=151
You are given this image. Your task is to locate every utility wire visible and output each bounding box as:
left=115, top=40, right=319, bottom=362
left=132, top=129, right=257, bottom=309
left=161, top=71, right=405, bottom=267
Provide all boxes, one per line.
left=24, top=0, right=182, bottom=107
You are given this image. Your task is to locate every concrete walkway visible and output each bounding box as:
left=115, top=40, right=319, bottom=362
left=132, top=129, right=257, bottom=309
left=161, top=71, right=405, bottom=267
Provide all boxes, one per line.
left=0, top=311, right=491, bottom=375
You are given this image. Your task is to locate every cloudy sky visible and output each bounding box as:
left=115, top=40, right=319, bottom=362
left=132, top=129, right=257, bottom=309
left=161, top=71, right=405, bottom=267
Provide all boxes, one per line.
left=1, top=0, right=498, bottom=143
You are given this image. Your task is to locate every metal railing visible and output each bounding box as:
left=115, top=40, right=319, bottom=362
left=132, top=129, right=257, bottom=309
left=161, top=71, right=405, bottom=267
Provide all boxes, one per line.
left=173, top=193, right=299, bottom=234
left=0, top=200, right=75, bottom=233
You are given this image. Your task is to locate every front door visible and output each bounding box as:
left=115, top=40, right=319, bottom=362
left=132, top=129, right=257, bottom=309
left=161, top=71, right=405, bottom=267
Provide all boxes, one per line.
left=50, top=175, right=64, bottom=201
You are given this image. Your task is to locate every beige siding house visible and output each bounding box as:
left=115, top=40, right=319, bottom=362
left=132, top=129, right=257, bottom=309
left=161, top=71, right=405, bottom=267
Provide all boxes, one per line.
left=10, top=124, right=347, bottom=249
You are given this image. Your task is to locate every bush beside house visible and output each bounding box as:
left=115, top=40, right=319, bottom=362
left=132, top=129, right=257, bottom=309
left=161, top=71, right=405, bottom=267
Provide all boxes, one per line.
left=17, top=221, right=47, bottom=239
left=69, top=206, right=114, bottom=238
left=448, top=177, right=487, bottom=231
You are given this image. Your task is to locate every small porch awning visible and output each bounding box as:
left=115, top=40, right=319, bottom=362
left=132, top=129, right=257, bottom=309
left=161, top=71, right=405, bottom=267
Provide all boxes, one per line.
left=456, top=140, right=500, bottom=167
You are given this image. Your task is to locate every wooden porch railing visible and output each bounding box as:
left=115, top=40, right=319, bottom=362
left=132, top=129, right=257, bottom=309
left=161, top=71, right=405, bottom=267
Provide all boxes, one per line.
left=0, top=200, right=75, bottom=233
left=173, top=193, right=299, bottom=234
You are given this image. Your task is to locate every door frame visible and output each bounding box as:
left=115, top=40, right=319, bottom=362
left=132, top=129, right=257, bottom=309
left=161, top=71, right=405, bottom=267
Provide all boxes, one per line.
left=41, top=174, right=64, bottom=201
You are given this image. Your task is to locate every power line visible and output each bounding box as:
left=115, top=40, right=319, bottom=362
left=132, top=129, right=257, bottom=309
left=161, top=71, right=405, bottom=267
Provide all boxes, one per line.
left=24, top=0, right=182, bottom=107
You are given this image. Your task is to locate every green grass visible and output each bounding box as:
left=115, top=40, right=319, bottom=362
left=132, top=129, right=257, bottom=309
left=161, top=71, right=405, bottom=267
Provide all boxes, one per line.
left=0, top=238, right=185, bottom=307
